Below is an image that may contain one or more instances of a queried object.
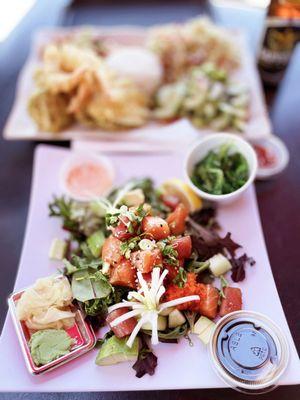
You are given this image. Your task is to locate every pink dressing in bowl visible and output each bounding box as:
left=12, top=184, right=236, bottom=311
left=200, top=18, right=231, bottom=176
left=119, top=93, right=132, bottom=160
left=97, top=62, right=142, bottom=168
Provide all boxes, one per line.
left=60, top=153, right=115, bottom=201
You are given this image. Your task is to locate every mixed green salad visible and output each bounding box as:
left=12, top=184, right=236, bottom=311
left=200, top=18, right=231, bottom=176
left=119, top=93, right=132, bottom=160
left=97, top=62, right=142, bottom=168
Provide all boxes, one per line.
left=191, top=143, right=249, bottom=195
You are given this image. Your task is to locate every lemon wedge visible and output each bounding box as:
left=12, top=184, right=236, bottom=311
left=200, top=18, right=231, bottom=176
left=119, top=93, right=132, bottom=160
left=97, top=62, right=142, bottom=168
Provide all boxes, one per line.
left=160, top=178, right=202, bottom=212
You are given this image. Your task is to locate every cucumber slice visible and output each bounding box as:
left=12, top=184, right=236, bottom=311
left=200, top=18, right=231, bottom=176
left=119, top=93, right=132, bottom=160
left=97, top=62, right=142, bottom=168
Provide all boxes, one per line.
left=193, top=316, right=216, bottom=345
left=142, top=315, right=167, bottom=331
left=198, top=326, right=214, bottom=345
left=87, top=231, right=105, bottom=258
left=159, top=307, right=174, bottom=317
left=168, top=309, right=186, bottom=328
left=208, top=253, right=232, bottom=277
left=49, top=238, right=67, bottom=261
left=95, top=335, right=138, bottom=366
left=193, top=316, right=213, bottom=335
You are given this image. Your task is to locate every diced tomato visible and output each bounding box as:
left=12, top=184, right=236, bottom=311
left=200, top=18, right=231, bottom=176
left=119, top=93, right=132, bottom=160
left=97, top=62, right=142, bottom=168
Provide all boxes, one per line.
left=113, top=218, right=134, bottom=241
left=102, top=236, right=123, bottom=266
left=106, top=308, right=137, bottom=338
left=219, top=287, right=242, bottom=317
left=142, top=216, right=170, bottom=240
left=109, top=259, right=136, bottom=288
left=172, top=236, right=192, bottom=259
left=166, top=203, right=189, bottom=235
left=161, top=194, right=180, bottom=211
left=131, top=249, right=162, bottom=273
left=164, top=273, right=219, bottom=319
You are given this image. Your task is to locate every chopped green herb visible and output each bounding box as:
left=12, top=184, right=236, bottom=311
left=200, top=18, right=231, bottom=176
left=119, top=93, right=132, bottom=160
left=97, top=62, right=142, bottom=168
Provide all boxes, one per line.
left=120, top=237, right=141, bottom=259
left=191, top=143, right=249, bottom=195
left=173, top=267, right=187, bottom=288
left=105, top=213, right=120, bottom=228
left=187, top=260, right=210, bottom=274
left=219, top=275, right=229, bottom=299
left=162, top=244, right=178, bottom=266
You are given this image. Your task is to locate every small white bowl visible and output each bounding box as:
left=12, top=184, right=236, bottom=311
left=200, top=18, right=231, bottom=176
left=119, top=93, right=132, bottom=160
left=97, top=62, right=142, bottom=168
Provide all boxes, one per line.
left=59, top=151, right=115, bottom=202
left=250, top=136, right=289, bottom=180
left=184, top=133, right=258, bottom=204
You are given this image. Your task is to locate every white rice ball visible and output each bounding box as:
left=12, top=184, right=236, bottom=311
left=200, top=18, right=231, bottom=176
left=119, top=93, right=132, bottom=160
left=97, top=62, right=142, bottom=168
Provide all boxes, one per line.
left=106, top=46, right=163, bottom=95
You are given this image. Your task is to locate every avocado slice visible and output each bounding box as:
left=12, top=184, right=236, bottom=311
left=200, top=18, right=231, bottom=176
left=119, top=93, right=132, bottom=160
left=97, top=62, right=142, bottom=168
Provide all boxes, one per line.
left=95, top=335, right=139, bottom=366
left=87, top=231, right=105, bottom=258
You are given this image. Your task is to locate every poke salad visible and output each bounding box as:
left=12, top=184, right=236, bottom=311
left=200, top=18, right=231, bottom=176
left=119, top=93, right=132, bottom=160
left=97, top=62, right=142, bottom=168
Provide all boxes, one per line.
left=16, top=177, right=255, bottom=377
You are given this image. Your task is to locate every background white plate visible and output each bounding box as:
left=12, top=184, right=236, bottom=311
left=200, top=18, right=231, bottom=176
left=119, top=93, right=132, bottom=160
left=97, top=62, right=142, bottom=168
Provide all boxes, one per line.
left=0, top=145, right=298, bottom=392
left=3, top=26, right=271, bottom=144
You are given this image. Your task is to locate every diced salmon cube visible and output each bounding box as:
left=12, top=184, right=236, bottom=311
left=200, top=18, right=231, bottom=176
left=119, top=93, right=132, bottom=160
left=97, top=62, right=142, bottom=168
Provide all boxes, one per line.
left=102, top=236, right=123, bottom=267
left=197, top=284, right=219, bottom=319
left=164, top=274, right=219, bottom=319
left=131, top=249, right=162, bottom=273
left=109, top=259, right=137, bottom=288
left=219, top=287, right=242, bottom=317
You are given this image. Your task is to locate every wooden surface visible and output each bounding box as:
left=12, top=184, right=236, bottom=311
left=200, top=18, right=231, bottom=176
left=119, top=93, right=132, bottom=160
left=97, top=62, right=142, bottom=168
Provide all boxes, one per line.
left=0, top=1, right=299, bottom=398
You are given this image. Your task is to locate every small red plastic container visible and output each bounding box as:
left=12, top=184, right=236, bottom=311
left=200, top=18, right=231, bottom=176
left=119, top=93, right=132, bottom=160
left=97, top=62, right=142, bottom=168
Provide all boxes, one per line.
left=8, top=289, right=96, bottom=375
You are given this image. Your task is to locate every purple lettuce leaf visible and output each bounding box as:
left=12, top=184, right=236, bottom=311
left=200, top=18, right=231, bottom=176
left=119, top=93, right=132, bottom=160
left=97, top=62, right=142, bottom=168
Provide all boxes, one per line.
left=132, top=334, right=158, bottom=378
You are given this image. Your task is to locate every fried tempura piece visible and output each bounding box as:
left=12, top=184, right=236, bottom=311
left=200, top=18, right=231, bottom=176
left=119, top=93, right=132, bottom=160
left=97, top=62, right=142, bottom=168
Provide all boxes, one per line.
left=29, top=42, right=150, bottom=132
left=42, top=43, right=102, bottom=72
left=75, top=77, right=149, bottom=130
left=147, top=17, right=240, bottom=82
left=28, top=90, right=73, bottom=132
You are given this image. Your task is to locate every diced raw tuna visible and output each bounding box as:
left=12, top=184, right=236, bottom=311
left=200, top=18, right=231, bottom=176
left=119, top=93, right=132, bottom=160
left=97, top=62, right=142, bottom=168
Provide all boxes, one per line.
left=142, top=216, right=170, bottom=240
left=161, top=194, right=180, bottom=210
left=171, top=236, right=192, bottom=259
left=166, top=203, right=189, bottom=235
left=163, top=259, right=184, bottom=282
left=106, top=308, right=137, bottom=338
left=113, top=218, right=134, bottom=241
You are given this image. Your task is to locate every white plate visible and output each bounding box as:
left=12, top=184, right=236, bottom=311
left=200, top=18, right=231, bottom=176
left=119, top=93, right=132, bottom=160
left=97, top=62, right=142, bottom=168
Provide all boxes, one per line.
left=3, top=26, right=272, bottom=145
left=0, top=145, right=298, bottom=392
